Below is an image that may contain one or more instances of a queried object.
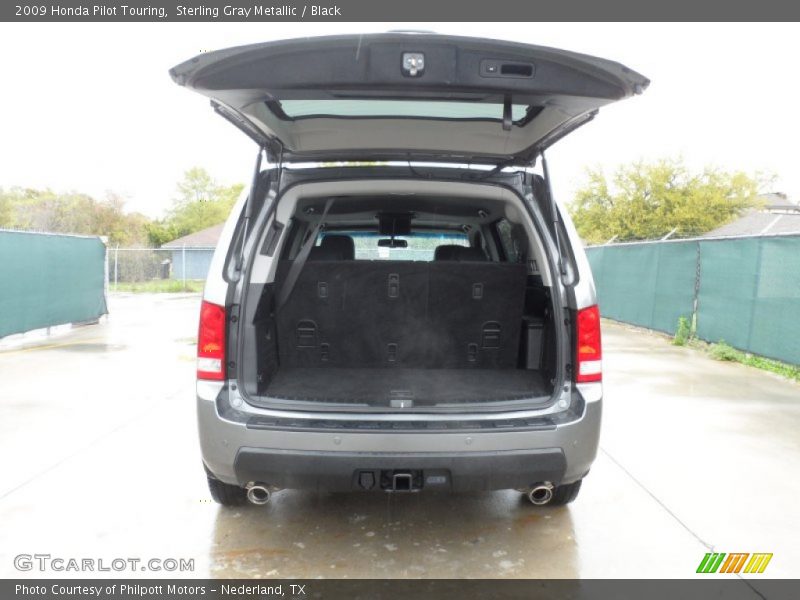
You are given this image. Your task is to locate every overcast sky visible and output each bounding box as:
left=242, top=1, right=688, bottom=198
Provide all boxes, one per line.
left=1, top=22, right=798, bottom=218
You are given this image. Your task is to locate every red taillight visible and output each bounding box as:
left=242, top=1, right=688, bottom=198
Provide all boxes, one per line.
left=197, top=300, right=226, bottom=381
left=576, top=304, right=602, bottom=383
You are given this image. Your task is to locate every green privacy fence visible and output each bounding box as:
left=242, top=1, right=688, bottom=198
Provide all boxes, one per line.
left=586, top=234, right=800, bottom=365
left=0, top=230, right=108, bottom=338
left=696, top=236, right=800, bottom=365
left=586, top=241, right=698, bottom=335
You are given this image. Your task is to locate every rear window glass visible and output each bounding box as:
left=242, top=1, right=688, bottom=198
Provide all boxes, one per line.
left=278, top=100, right=530, bottom=122
left=320, top=232, right=469, bottom=261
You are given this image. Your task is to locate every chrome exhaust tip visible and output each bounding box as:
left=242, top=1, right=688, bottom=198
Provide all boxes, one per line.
left=245, top=483, right=271, bottom=505
left=527, top=482, right=554, bottom=505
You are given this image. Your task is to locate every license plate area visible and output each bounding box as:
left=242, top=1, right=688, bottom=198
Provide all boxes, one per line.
left=354, top=468, right=452, bottom=492
left=356, top=469, right=432, bottom=492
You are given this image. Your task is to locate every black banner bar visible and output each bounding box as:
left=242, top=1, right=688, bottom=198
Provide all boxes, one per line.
left=3, top=579, right=800, bottom=600
left=3, top=0, right=800, bottom=22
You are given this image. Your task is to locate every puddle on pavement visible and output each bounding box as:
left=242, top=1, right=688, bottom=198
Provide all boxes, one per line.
left=207, top=490, right=578, bottom=578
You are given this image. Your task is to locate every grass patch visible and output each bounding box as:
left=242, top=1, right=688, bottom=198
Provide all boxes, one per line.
left=668, top=317, right=799, bottom=382
left=112, top=279, right=204, bottom=293
left=672, top=316, right=693, bottom=346
left=707, top=341, right=800, bottom=382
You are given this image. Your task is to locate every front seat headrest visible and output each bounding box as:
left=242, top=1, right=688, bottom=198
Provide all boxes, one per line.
left=309, top=234, right=355, bottom=261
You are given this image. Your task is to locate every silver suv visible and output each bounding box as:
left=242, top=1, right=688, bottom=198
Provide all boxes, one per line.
left=171, top=34, right=647, bottom=507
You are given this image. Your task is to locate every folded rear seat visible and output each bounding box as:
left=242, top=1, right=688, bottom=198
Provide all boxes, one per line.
left=275, top=260, right=346, bottom=367
left=429, top=245, right=526, bottom=368
left=275, top=240, right=527, bottom=370
left=274, top=235, right=353, bottom=367
left=339, top=261, right=429, bottom=367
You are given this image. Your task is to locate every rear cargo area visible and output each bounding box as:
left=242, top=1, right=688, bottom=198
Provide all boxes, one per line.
left=247, top=255, right=557, bottom=409
left=266, top=368, right=550, bottom=406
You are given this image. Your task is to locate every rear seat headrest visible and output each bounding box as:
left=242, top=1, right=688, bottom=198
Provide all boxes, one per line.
left=434, top=244, right=488, bottom=262
left=309, top=234, right=355, bottom=261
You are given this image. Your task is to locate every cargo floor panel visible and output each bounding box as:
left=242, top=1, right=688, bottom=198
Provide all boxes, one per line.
left=263, top=368, right=550, bottom=406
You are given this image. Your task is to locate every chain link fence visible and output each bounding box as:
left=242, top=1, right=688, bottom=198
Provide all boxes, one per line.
left=110, top=248, right=172, bottom=283
left=107, top=247, right=214, bottom=290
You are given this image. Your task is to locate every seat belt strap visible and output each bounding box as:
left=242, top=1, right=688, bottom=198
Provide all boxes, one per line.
left=276, top=197, right=335, bottom=309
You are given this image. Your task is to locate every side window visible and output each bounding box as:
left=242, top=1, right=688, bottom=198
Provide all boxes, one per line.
left=495, top=219, right=523, bottom=263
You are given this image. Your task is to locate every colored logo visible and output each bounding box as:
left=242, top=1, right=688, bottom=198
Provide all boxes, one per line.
left=696, top=552, right=772, bottom=574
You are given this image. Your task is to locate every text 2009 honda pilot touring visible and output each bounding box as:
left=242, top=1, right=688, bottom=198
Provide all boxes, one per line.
left=170, top=34, right=648, bottom=507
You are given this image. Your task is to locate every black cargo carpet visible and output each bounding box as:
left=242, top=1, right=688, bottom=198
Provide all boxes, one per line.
left=264, top=368, right=549, bottom=406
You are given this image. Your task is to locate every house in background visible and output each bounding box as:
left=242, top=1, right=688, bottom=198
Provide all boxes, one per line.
left=702, top=192, right=800, bottom=238
left=161, top=223, right=224, bottom=280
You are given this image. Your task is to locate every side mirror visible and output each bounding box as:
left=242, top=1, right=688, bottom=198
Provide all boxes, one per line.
left=378, top=238, right=408, bottom=248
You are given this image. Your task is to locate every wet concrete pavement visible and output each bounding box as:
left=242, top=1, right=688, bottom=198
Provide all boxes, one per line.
left=0, top=294, right=798, bottom=584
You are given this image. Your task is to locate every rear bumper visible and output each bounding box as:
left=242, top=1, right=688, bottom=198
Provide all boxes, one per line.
left=235, top=447, right=566, bottom=492
left=197, top=382, right=602, bottom=491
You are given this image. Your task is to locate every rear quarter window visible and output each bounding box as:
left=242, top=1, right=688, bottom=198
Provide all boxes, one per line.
left=495, top=219, right=523, bottom=263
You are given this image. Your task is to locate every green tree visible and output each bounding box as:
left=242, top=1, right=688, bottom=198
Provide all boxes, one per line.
left=147, top=168, right=243, bottom=246
left=0, top=188, right=14, bottom=227
left=91, top=193, right=151, bottom=246
left=569, top=159, right=765, bottom=244
left=0, top=186, right=150, bottom=245
left=175, top=167, right=217, bottom=206
left=145, top=221, right=179, bottom=247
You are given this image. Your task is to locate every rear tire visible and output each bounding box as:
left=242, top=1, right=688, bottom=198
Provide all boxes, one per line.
left=548, top=479, right=582, bottom=506
left=207, top=476, right=247, bottom=506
